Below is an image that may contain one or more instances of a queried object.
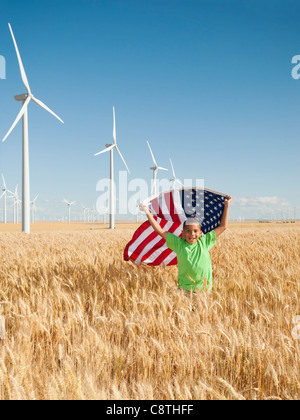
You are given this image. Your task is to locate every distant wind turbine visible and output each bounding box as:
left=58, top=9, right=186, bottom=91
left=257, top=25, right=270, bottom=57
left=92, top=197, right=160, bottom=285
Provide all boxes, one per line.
left=8, top=184, right=19, bottom=224
left=169, top=158, right=184, bottom=190
left=94, top=107, right=130, bottom=230
left=146, top=141, right=168, bottom=196
left=1, top=23, right=64, bottom=234
left=63, top=199, right=76, bottom=224
left=0, top=174, right=13, bottom=224
left=98, top=206, right=108, bottom=224
left=30, top=195, right=38, bottom=224
left=82, top=205, right=90, bottom=223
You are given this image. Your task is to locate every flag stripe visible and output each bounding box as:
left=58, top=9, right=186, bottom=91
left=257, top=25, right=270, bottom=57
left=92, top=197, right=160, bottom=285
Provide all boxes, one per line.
left=162, top=251, right=178, bottom=266
left=124, top=222, right=157, bottom=261
left=124, top=188, right=227, bottom=266
left=140, top=221, right=182, bottom=264
left=145, top=247, right=173, bottom=266
left=147, top=223, right=183, bottom=265
left=129, top=218, right=169, bottom=262
left=135, top=219, right=173, bottom=263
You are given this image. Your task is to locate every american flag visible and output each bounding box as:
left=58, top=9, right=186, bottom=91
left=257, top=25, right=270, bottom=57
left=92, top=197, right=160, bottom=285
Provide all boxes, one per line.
left=124, top=188, right=227, bottom=266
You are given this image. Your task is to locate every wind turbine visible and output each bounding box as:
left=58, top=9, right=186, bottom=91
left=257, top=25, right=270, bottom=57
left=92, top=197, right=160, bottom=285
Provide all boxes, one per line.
left=14, top=195, right=22, bottom=224
left=63, top=199, right=76, bottom=224
left=0, top=174, right=13, bottom=224
left=169, top=158, right=184, bottom=190
left=8, top=184, right=19, bottom=224
left=94, top=107, right=130, bottom=230
left=146, top=141, right=168, bottom=196
left=30, top=195, right=38, bottom=224
left=1, top=23, right=64, bottom=234
left=82, top=205, right=90, bottom=223
left=98, top=206, right=108, bottom=224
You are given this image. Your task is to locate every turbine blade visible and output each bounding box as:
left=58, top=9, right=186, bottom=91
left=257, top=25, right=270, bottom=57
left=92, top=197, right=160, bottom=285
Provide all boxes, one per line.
left=94, top=144, right=115, bottom=156
left=8, top=23, right=31, bottom=95
left=2, top=96, right=31, bottom=143
left=147, top=141, right=157, bottom=166
left=0, top=192, right=5, bottom=200
left=158, top=167, right=168, bottom=171
left=116, top=146, right=130, bottom=174
left=113, top=107, right=116, bottom=145
left=170, top=158, right=176, bottom=177
left=1, top=174, right=6, bottom=189
left=31, top=96, right=64, bottom=124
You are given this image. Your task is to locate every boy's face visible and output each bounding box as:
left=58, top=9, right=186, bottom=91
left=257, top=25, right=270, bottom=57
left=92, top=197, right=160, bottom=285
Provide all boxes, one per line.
left=182, top=224, right=202, bottom=244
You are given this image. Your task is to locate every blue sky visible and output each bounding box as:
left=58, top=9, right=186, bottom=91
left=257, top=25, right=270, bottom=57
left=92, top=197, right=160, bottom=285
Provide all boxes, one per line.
left=0, top=0, right=299, bottom=221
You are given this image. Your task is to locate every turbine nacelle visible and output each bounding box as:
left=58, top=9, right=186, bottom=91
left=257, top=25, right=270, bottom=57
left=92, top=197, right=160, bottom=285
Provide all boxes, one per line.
left=15, top=94, right=28, bottom=102
left=94, top=107, right=130, bottom=175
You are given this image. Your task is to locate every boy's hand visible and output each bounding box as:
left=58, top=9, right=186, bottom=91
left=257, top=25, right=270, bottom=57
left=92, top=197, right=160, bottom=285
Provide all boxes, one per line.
left=139, top=203, right=167, bottom=240
left=139, top=203, right=150, bottom=214
left=224, top=195, right=232, bottom=206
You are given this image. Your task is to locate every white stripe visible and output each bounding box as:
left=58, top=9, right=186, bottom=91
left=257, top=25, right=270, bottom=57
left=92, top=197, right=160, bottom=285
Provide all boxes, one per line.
left=135, top=220, right=174, bottom=263
left=159, top=193, right=172, bottom=221
left=172, top=189, right=186, bottom=222
left=126, top=224, right=157, bottom=258
left=142, top=243, right=169, bottom=264
left=149, top=201, right=158, bottom=217
left=162, top=251, right=177, bottom=266
left=142, top=224, right=183, bottom=264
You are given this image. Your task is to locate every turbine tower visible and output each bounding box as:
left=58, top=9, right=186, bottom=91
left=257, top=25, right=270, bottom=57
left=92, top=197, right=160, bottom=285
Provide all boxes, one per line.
left=1, top=23, right=64, bottom=234
left=63, top=199, right=76, bottom=224
left=0, top=174, right=13, bottom=224
left=30, top=195, right=38, bottom=224
left=82, top=205, right=90, bottom=223
left=169, top=158, right=184, bottom=190
left=94, top=107, right=130, bottom=230
left=8, top=184, right=19, bottom=224
left=146, top=141, right=168, bottom=196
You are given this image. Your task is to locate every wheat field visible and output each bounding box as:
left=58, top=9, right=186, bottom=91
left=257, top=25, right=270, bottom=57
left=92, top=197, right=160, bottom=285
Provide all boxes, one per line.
left=0, top=222, right=299, bottom=400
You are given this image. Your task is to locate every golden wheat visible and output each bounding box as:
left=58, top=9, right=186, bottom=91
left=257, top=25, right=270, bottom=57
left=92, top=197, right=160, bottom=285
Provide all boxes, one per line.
left=0, top=222, right=299, bottom=400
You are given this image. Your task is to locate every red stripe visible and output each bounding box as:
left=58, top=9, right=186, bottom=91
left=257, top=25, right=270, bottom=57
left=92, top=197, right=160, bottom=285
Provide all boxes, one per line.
left=167, top=256, right=178, bottom=266
left=140, top=221, right=181, bottom=263
left=124, top=220, right=151, bottom=261
left=127, top=218, right=169, bottom=262
left=151, top=196, right=164, bottom=219
left=150, top=197, right=160, bottom=216
left=148, top=248, right=174, bottom=266
left=141, top=236, right=166, bottom=263
left=124, top=190, right=185, bottom=266
left=165, top=191, right=181, bottom=224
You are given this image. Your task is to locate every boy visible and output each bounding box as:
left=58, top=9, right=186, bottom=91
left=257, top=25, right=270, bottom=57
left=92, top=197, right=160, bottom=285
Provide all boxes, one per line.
left=139, top=195, right=232, bottom=292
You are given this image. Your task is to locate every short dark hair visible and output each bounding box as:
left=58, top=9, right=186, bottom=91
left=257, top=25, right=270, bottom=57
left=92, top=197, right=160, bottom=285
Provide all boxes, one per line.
left=183, top=218, right=201, bottom=229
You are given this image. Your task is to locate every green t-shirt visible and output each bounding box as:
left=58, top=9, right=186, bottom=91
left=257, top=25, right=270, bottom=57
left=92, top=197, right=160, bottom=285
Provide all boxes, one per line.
left=166, top=230, right=217, bottom=291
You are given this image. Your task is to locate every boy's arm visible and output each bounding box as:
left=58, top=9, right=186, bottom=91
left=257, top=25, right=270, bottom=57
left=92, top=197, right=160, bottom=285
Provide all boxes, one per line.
left=139, top=204, right=168, bottom=241
left=214, top=195, right=232, bottom=238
